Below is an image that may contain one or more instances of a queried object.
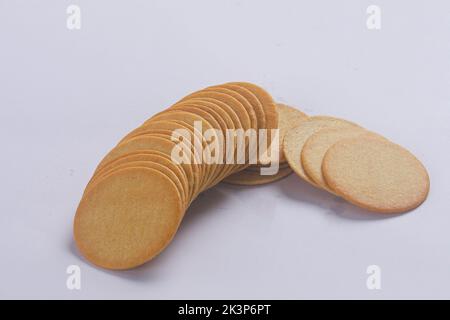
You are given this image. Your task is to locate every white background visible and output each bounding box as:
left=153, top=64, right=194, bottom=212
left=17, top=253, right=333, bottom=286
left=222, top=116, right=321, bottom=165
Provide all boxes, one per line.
left=1, top=0, right=449, bottom=299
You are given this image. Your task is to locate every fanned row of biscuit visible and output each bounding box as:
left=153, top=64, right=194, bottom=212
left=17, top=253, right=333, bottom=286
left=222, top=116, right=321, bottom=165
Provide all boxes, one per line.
left=74, top=82, right=278, bottom=270
left=74, top=82, right=430, bottom=270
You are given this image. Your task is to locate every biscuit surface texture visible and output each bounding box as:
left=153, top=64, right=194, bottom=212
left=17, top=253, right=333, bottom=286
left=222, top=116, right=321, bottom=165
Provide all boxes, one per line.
left=283, top=117, right=359, bottom=186
left=74, top=167, right=183, bottom=270
left=322, top=137, right=430, bottom=213
left=301, top=127, right=368, bottom=190
left=276, top=103, right=308, bottom=163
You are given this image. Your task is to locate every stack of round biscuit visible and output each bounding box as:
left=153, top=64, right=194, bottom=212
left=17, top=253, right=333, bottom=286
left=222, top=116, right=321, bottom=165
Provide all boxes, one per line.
left=74, top=82, right=430, bottom=271
left=223, top=103, right=309, bottom=185
left=74, top=82, right=278, bottom=270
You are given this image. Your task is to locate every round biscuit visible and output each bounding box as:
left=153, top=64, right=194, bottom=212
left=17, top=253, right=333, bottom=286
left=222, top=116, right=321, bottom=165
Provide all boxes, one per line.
left=322, top=136, right=430, bottom=213
left=74, top=167, right=184, bottom=270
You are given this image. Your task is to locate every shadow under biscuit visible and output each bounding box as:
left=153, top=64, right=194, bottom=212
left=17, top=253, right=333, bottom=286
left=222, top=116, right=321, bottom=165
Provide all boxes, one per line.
left=277, top=174, right=404, bottom=221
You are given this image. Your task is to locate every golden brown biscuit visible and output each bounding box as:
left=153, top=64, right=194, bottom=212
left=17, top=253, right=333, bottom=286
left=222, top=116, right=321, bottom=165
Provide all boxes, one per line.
left=90, top=162, right=186, bottom=209
left=165, top=103, right=226, bottom=187
left=200, top=88, right=259, bottom=174
left=218, top=83, right=266, bottom=130
left=90, top=151, right=189, bottom=194
left=226, top=82, right=278, bottom=166
left=179, top=90, right=252, bottom=175
left=146, top=110, right=212, bottom=188
left=118, top=119, right=210, bottom=188
left=178, top=90, right=250, bottom=134
left=203, top=86, right=258, bottom=131
left=227, top=82, right=277, bottom=130
left=322, top=136, right=430, bottom=213
left=174, top=96, right=246, bottom=177
left=88, top=158, right=188, bottom=208
left=135, top=112, right=217, bottom=189
left=74, top=167, right=184, bottom=270
left=176, top=98, right=237, bottom=186
left=97, top=134, right=198, bottom=201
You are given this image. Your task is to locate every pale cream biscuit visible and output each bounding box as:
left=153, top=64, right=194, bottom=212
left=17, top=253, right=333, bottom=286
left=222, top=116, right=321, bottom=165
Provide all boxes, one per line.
left=274, top=103, right=308, bottom=163
left=301, top=127, right=369, bottom=191
left=322, top=136, right=430, bottom=213
left=283, top=116, right=360, bottom=187
left=243, top=103, right=308, bottom=172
